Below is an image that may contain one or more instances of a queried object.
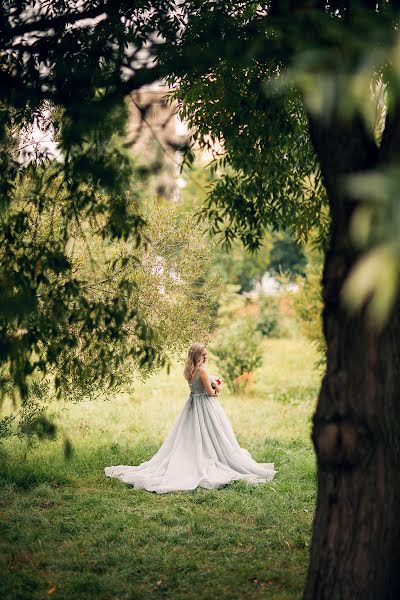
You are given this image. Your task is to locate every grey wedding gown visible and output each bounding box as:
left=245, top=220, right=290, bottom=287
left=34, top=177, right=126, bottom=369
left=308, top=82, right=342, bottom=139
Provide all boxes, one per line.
left=104, top=372, right=276, bottom=494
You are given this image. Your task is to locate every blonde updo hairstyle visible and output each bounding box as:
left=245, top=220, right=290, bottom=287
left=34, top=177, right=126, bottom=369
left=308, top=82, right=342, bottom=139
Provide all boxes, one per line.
left=183, top=342, right=206, bottom=382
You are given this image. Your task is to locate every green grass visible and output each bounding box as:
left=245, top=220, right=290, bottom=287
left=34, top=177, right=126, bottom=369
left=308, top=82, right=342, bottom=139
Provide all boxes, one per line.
left=0, top=339, right=321, bottom=600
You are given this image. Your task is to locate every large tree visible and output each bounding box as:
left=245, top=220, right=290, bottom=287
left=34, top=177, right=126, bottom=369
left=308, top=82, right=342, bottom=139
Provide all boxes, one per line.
left=154, top=2, right=400, bottom=598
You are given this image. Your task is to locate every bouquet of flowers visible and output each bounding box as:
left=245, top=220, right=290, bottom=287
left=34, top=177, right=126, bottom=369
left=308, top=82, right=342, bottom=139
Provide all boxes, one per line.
left=210, top=375, right=222, bottom=394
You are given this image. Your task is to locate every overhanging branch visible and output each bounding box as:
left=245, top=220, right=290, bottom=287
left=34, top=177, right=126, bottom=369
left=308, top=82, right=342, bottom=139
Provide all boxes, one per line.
left=4, top=3, right=110, bottom=43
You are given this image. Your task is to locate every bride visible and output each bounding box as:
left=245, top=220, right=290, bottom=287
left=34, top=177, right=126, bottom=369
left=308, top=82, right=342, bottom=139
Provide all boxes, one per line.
left=104, top=342, right=276, bottom=494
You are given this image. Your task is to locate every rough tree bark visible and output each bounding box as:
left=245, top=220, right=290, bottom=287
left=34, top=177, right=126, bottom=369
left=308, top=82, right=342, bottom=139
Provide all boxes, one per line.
left=303, top=112, right=400, bottom=598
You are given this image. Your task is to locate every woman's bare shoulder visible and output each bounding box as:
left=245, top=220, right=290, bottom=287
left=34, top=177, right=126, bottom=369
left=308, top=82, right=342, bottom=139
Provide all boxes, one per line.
left=197, top=365, right=209, bottom=379
left=189, top=366, right=204, bottom=382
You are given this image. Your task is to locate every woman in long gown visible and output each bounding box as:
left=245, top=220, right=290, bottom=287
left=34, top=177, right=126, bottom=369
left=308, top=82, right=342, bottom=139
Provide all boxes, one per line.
left=104, top=342, right=276, bottom=494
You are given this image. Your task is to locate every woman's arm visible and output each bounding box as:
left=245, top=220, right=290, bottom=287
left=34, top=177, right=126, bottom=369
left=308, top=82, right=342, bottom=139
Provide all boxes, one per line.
left=198, top=366, right=218, bottom=397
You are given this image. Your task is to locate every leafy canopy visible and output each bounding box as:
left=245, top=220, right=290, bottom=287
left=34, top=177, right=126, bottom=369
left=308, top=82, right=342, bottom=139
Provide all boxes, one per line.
left=156, top=1, right=400, bottom=322
left=0, top=1, right=209, bottom=413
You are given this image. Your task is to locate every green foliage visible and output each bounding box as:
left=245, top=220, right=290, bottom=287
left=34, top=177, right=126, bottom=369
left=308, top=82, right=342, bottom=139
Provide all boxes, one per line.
left=268, top=234, right=307, bottom=278
left=256, top=296, right=280, bottom=338
left=210, top=237, right=272, bottom=293
left=179, top=158, right=275, bottom=292
left=179, top=158, right=308, bottom=296
left=167, top=24, right=329, bottom=250
left=135, top=199, right=217, bottom=366
left=293, top=248, right=326, bottom=357
left=0, top=158, right=156, bottom=399
left=214, top=284, right=255, bottom=325
left=0, top=97, right=155, bottom=400
left=208, top=231, right=306, bottom=295
left=211, top=319, right=264, bottom=393
left=0, top=3, right=184, bottom=401
left=0, top=172, right=216, bottom=439
left=160, top=1, right=400, bottom=323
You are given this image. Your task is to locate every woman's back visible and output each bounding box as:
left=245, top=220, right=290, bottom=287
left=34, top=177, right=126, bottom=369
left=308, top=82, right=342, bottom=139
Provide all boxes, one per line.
left=188, top=371, right=207, bottom=395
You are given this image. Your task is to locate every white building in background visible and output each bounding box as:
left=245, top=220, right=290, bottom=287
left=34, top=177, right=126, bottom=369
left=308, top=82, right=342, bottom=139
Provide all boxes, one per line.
left=127, top=84, right=189, bottom=200
left=252, top=272, right=299, bottom=296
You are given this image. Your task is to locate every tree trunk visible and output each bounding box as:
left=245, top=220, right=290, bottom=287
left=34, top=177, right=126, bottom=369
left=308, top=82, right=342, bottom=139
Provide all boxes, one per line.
left=303, top=115, right=400, bottom=599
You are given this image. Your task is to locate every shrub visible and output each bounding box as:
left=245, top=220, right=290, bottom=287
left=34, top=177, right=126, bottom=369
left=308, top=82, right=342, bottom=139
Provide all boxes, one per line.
left=210, top=319, right=264, bottom=393
left=256, top=295, right=280, bottom=337
left=293, top=250, right=326, bottom=358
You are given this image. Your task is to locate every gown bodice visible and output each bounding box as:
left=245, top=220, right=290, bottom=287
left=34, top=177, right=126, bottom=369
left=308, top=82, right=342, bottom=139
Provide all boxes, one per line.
left=189, top=372, right=208, bottom=395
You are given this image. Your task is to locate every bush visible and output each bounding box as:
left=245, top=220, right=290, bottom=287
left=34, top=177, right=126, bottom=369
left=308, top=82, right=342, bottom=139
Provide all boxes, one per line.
left=256, top=295, right=280, bottom=337
left=293, top=249, right=326, bottom=358
left=210, top=319, right=264, bottom=393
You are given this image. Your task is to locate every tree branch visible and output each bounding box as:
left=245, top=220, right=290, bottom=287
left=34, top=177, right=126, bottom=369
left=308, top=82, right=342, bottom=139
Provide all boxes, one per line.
left=5, top=3, right=110, bottom=42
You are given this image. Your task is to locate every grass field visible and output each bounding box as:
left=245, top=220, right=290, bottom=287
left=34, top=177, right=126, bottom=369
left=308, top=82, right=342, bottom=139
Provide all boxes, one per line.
left=0, top=339, right=321, bottom=600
